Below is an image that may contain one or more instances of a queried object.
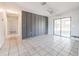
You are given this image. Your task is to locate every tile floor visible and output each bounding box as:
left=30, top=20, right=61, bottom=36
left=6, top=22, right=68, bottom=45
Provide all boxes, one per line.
left=0, top=35, right=79, bottom=56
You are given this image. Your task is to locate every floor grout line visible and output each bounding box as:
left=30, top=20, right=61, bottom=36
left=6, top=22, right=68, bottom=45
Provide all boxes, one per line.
left=8, top=39, right=11, bottom=56
left=15, top=38, right=19, bottom=56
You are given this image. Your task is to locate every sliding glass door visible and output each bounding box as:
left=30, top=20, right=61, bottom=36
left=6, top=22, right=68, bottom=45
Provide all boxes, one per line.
left=54, top=19, right=60, bottom=35
left=61, top=18, right=70, bottom=37
left=54, top=17, right=70, bottom=37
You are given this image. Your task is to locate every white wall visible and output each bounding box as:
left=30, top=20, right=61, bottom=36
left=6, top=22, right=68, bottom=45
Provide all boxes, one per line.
left=0, top=13, right=5, bottom=48
left=48, top=16, right=54, bottom=35
left=48, top=8, right=79, bottom=37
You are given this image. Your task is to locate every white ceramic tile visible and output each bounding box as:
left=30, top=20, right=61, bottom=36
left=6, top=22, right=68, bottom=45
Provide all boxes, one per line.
left=0, top=35, right=79, bottom=56
left=48, top=49, right=58, bottom=56
left=57, top=50, right=69, bottom=56
left=38, top=49, right=48, bottom=56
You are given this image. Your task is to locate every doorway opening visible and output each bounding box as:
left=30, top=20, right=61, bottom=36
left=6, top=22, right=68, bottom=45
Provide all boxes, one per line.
left=7, top=13, right=19, bottom=37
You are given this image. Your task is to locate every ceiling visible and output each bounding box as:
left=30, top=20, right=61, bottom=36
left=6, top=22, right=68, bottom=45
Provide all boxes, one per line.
left=14, top=2, right=79, bottom=16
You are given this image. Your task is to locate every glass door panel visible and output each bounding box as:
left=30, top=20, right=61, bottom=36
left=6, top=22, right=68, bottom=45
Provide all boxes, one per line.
left=54, top=19, right=60, bottom=35
left=61, top=18, right=70, bottom=37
